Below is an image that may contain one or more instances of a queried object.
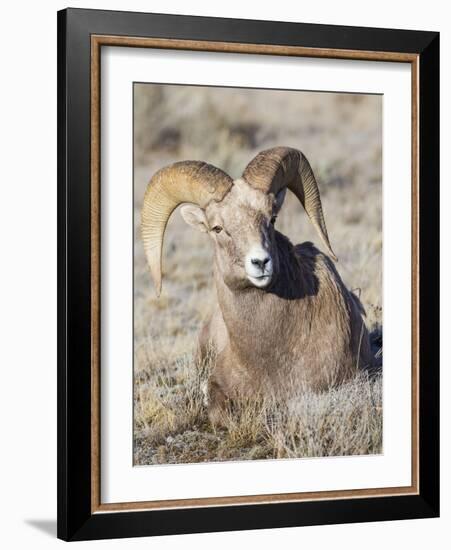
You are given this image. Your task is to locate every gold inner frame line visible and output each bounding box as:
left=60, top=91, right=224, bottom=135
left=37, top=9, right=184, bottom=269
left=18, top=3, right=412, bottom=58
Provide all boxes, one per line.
left=90, top=34, right=420, bottom=514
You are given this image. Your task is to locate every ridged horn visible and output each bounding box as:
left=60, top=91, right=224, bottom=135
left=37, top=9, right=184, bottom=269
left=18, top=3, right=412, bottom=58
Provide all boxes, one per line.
left=242, top=146, right=337, bottom=261
left=141, top=161, right=233, bottom=296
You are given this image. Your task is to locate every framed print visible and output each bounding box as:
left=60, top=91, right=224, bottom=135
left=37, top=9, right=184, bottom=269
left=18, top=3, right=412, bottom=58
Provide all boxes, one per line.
left=57, top=8, right=439, bottom=541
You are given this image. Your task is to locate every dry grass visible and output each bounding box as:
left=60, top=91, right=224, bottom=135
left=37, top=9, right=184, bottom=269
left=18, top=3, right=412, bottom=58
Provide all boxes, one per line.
left=134, top=350, right=382, bottom=465
left=133, top=84, right=383, bottom=465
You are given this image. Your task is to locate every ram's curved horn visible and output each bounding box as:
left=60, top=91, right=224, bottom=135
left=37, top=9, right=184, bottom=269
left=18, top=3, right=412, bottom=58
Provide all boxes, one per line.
left=141, top=161, right=233, bottom=296
left=242, top=146, right=337, bottom=261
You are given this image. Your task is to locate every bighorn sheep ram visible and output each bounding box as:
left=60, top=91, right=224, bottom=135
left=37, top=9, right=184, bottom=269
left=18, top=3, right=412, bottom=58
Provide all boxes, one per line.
left=141, top=147, right=372, bottom=424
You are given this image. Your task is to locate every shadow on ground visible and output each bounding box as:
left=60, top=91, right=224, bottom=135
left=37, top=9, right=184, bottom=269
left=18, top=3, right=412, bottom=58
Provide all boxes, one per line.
left=25, top=519, right=57, bottom=538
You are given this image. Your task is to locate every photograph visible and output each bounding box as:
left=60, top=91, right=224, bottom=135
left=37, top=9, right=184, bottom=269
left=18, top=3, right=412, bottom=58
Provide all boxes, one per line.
left=133, top=83, right=383, bottom=466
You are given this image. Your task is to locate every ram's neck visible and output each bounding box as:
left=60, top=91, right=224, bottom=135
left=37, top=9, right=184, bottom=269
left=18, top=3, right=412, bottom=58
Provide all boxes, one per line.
left=214, top=233, right=319, bottom=364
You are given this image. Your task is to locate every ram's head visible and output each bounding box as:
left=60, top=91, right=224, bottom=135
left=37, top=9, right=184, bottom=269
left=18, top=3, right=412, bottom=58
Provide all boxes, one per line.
left=141, top=147, right=336, bottom=295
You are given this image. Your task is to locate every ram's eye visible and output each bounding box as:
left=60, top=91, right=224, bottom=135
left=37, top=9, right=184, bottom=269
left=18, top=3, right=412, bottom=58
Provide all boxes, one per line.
left=270, top=216, right=277, bottom=225
left=212, top=225, right=223, bottom=234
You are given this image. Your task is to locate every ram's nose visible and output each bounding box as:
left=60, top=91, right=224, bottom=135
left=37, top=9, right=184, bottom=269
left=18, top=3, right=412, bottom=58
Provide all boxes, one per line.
left=251, top=256, right=271, bottom=270
left=245, top=247, right=273, bottom=288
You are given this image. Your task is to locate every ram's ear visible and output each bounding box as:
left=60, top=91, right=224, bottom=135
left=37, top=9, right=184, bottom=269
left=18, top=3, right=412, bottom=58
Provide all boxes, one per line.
left=180, top=204, right=209, bottom=233
left=274, top=187, right=287, bottom=213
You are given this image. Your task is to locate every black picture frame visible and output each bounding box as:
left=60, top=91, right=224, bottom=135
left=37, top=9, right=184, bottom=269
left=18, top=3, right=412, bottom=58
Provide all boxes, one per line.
left=57, top=7, right=439, bottom=541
